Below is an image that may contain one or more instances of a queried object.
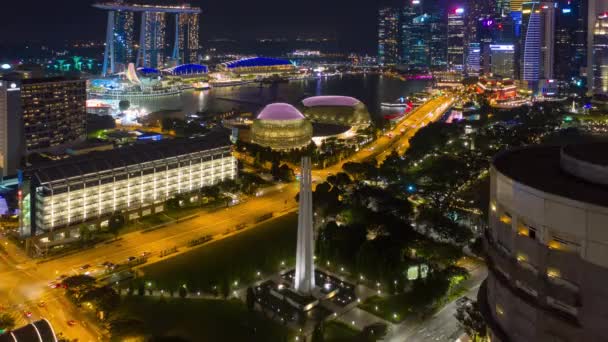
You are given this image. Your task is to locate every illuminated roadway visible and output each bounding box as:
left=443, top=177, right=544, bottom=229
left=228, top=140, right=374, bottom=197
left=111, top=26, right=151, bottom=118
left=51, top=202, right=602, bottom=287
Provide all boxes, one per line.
left=0, top=96, right=453, bottom=341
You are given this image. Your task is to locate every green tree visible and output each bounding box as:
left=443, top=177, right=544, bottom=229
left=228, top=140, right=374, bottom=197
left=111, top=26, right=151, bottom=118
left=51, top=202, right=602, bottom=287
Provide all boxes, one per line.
left=107, top=213, right=125, bottom=239
left=79, top=224, right=93, bottom=243
left=0, top=313, right=16, bottom=332
left=109, top=318, right=146, bottom=340
left=246, top=286, right=255, bottom=312
left=81, top=286, right=120, bottom=315
left=311, top=321, right=325, bottom=342
left=178, top=286, right=187, bottom=299
left=360, top=322, right=388, bottom=341
left=455, top=297, right=488, bottom=342
left=118, top=100, right=130, bottom=112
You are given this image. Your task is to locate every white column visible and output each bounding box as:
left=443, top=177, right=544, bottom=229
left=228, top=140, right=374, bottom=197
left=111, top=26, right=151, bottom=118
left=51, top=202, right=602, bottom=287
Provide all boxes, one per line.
left=294, top=156, right=315, bottom=294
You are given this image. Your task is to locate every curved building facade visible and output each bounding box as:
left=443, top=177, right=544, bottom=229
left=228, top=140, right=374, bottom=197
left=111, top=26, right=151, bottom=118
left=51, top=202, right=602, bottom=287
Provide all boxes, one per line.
left=301, top=96, right=371, bottom=128
left=251, top=103, right=312, bottom=151
left=481, top=144, right=608, bottom=342
left=218, top=57, right=295, bottom=75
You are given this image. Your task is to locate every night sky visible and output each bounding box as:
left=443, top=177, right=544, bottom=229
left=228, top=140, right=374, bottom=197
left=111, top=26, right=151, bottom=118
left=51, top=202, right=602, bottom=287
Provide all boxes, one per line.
left=0, top=0, right=381, bottom=53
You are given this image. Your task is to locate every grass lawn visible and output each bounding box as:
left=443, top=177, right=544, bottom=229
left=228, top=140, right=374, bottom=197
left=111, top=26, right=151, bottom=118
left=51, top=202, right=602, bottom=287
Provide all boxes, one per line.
left=140, top=212, right=297, bottom=292
left=359, top=273, right=468, bottom=323
left=324, top=320, right=360, bottom=342
left=115, top=296, right=291, bottom=342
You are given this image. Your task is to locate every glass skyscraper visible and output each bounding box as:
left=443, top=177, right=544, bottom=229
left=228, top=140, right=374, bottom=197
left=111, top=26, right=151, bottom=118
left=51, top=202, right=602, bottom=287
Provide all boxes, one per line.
left=378, top=7, right=401, bottom=65
left=593, top=14, right=608, bottom=94
left=448, top=8, right=466, bottom=72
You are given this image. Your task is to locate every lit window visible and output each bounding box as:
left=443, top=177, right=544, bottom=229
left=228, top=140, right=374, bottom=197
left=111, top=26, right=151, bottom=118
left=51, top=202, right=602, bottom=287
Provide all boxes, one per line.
left=516, top=253, right=528, bottom=263
left=495, top=304, right=505, bottom=316
left=518, top=224, right=536, bottom=240
left=547, top=267, right=561, bottom=279
left=499, top=214, right=512, bottom=225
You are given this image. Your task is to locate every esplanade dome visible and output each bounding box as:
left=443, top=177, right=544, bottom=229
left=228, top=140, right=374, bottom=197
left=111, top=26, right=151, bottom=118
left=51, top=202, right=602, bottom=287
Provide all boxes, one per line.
left=251, top=103, right=312, bottom=151
left=302, top=96, right=371, bottom=128
left=257, top=103, right=305, bottom=120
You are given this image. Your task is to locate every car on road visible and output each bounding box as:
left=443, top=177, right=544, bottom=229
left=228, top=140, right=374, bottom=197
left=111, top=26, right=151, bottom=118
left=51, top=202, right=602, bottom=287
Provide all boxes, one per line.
left=57, top=274, right=68, bottom=280
left=80, top=264, right=91, bottom=270
left=141, top=251, right=151, bottom=257
left=37, top=302, right=46, bottom=308
left=67, top=320, right=77, bottom=326
left=127, top=256, right=136, bottom=262
left=23, top=311, right=32, bottom=318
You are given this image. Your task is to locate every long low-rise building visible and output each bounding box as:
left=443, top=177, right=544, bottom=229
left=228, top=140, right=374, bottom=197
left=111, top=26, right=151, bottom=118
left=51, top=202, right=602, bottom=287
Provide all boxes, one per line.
left=19, top=131, right=237, bottom=249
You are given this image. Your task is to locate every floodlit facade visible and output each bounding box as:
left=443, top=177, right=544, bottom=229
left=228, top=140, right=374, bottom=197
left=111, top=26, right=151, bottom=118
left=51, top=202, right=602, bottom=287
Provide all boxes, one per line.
left=481, top=144, right=608, bottom=341
left=20, top=77, right=86, bottom=152
left=217, top=57, right=295, bottom=75
left=251, top=103, right=312, bottom=151
left=20, top=131, right=237, bottom=238
left=301, top=96, right=371, bottom=128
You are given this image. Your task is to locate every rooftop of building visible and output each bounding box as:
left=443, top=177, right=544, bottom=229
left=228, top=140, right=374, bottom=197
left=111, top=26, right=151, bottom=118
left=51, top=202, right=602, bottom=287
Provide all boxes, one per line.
left=0, top=319, right=56, bottom=342
left=257, top=103, right=305, bottom=121
left=221, top=57, right=293, bottom=69
left=27, top=130, right=232, bottom=184
left=302, top=96, right=361, bottom=108
left=1, top=75, right=83, bottom=84
left=493, top=144, right=608, bottom=207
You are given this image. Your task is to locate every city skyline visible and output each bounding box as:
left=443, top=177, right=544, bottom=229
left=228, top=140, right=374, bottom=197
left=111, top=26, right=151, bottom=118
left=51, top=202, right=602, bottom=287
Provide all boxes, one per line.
left=0, top=0, right=378, bottom=53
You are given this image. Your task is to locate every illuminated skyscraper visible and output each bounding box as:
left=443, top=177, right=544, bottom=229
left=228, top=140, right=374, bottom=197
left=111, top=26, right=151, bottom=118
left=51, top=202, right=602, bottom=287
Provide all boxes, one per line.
left=448, top=8, right=466, bottom=72
left=588, top=0, right=608, bottom=93
left=554, top=0, right=586, bottom=81
left=466, top=42, right=482, bottom=75
left=521, top=2, right=542, bottom=85
left=140, top=12, right=167, bottom=69
left=593, top=14, right=608, bottom=94
left=114, top=11, right=135, bottom=71
left=178, top=13, right=200, bottom=64
left=541, top=2, right=556, bottom=80
left=378, top=7, right=400, bottom=65
left=490, top=44, right=516, bottom=78
left=94, top=2, right=202, bottom=73
left=0, top=80, right=23, bottom=177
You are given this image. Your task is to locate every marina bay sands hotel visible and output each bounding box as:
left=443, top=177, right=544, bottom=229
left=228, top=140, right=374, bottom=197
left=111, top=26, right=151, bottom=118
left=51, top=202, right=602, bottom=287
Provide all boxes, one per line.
left=93, top=1, right=201, bottom=76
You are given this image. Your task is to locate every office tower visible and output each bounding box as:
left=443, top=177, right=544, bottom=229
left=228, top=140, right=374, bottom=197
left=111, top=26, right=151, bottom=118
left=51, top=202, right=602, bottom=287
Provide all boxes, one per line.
left=467, top=42, right=482, bottom=75
left=429, top=14, right=448, bottom=69
left=521, top=2, right=542, bottom=86
left=141, top=12, right=167, bottom=68
left=400, top=2, right=422, bottom=66
left=410, top=14, right=432, bottom=67
left=481, top=143, right=608, bottom=341
left=554, top=0, right=586, bottom=81
left=490, top=44, right=516, bottom=78
left=448, top=8, right=466, bottom=72
left=178, top=13, right=200, bottom=64
left=588, top=0, right=608, bottom=93
left=0, top=80, right=23, bottom=177
left=378, top=7, right=401, bottom=65
left=20, top=78, right=86, bottom=152
left=593, top=13, right=608, bottom=94
left=540, top=2, right=556, bottom=80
